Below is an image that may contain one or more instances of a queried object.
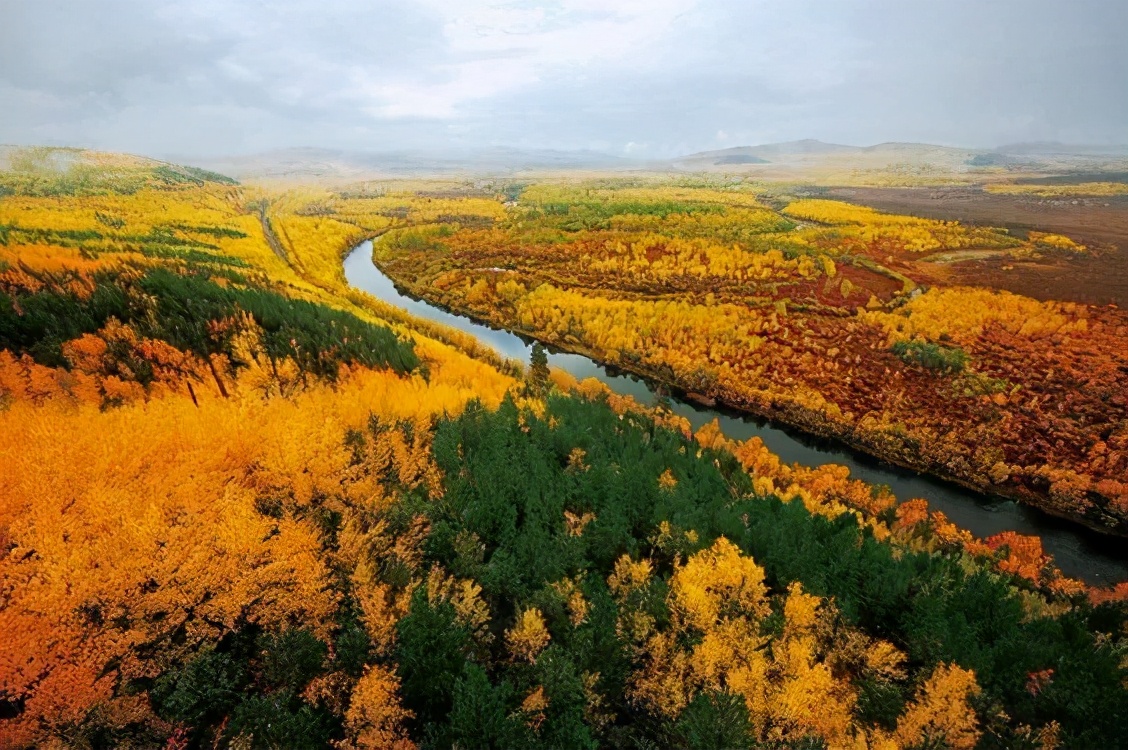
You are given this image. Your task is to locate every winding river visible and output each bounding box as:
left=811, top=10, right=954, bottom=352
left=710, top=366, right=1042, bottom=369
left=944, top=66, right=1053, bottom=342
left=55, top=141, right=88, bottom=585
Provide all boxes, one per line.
left=344, top=239, right=1128, bottom=585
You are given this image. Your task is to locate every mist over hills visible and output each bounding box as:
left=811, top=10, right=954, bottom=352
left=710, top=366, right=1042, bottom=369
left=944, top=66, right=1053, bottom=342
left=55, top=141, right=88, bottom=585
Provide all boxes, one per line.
left=671, top=140, right=1128, bottom=173
left=183, top=146, right=635, bottom=181
left=996, top=142, right=1128, bottom=157
left=671, top=140, right=972, bottom=170
left=6, top=139, right=1127, bottom=184
left=183, top=139, right=1128, bottom=181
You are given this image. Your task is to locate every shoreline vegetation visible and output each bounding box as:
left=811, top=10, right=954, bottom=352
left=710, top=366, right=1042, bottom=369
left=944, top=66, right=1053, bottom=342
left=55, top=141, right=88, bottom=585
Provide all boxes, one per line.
left=1, top=148, right=1126, bottom=748
left=368, top=185, right=1128, bottom=543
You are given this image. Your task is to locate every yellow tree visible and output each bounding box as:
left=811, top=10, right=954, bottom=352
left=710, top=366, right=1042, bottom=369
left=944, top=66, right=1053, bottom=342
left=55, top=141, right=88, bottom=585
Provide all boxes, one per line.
left=894, top=663, right=982, bottom=750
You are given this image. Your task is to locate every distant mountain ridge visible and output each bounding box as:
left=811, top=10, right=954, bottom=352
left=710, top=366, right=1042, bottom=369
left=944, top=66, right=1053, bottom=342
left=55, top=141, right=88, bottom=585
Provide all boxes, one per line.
left=673, top=139, right=977, bottom=164
left=698, top=139, right=859, bottom=159
left=677, top=139, right=1128, bottom=164
left=9, top=139, right=1126, bottom=184
left=669, top=139, right=1128, bottom=178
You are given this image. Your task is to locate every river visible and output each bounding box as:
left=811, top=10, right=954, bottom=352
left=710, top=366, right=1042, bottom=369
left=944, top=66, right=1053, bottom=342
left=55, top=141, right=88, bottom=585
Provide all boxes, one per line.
left=344, top=239, right=1128, bottom=585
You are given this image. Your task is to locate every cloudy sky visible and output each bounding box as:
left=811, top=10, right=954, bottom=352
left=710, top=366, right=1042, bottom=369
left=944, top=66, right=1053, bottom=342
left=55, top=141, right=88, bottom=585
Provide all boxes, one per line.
left=1, top=0, right=1125, bottom=158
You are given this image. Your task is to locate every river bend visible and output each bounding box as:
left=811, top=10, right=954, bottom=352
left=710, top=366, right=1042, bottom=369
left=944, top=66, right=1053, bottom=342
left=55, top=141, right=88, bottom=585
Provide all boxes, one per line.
left=344, top=240, right=1128, bottom=585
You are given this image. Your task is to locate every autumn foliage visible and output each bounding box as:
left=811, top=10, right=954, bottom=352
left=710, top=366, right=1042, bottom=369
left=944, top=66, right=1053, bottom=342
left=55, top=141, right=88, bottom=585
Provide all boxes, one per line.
left=0, top=162, right=1125, bottom=747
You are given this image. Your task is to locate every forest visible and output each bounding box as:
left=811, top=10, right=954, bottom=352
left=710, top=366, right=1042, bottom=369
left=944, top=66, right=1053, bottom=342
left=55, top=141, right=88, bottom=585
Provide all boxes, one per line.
left=0, top=150, right=1126, bottom=749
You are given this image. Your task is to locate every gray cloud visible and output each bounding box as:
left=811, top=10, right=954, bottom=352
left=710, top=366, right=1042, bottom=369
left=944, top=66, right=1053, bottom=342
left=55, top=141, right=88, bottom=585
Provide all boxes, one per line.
left=0, top=0, right=1124, bottom=158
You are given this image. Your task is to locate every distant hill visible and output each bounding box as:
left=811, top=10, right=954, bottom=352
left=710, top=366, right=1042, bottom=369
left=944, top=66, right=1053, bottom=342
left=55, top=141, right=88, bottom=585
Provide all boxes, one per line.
left=749, top=139, right=860, bottom=158
left=185, top=147, right=634, bottom=181
left=669, top=140, right=981, bottom=179
left=674, top=139, right=1128, bottom=165
left=676, top=139, right=858, bottom=166
left=712, top=154, right=769, bottom=165
left=0, top=145, right=237, bottom=195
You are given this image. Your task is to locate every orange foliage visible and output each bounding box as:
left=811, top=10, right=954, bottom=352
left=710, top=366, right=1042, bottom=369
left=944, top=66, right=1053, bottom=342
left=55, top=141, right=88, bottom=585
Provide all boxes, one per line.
left=344, top=665, right=416, bottom=749
left=506, top=608, right=551, bottom=663
left=668, top=537, right=770, bottom=631
left=986, top=531, right=1050, bottom=585
left=894, top=663, right=982, bottom=750
left=0, top=350, right=103, bottom=404
left=1087, top=581, right=1128, bottom=607
left=519, top=686, right=549, bottom=732
left=895, top=499, right=931, bottom=531
left=0, top=346, right=512, bottom=745
left=628, top=541, right=876, bottom=746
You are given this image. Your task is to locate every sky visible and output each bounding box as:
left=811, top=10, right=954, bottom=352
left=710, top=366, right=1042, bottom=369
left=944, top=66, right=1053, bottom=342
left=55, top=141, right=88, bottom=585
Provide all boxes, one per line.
left=1, top=0, right=1125, bottom=159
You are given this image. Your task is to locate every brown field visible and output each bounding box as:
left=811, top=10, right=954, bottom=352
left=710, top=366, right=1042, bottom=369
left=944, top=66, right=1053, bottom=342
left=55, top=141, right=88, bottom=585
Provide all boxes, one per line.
left=827, top=186, right=1128, bottom=307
